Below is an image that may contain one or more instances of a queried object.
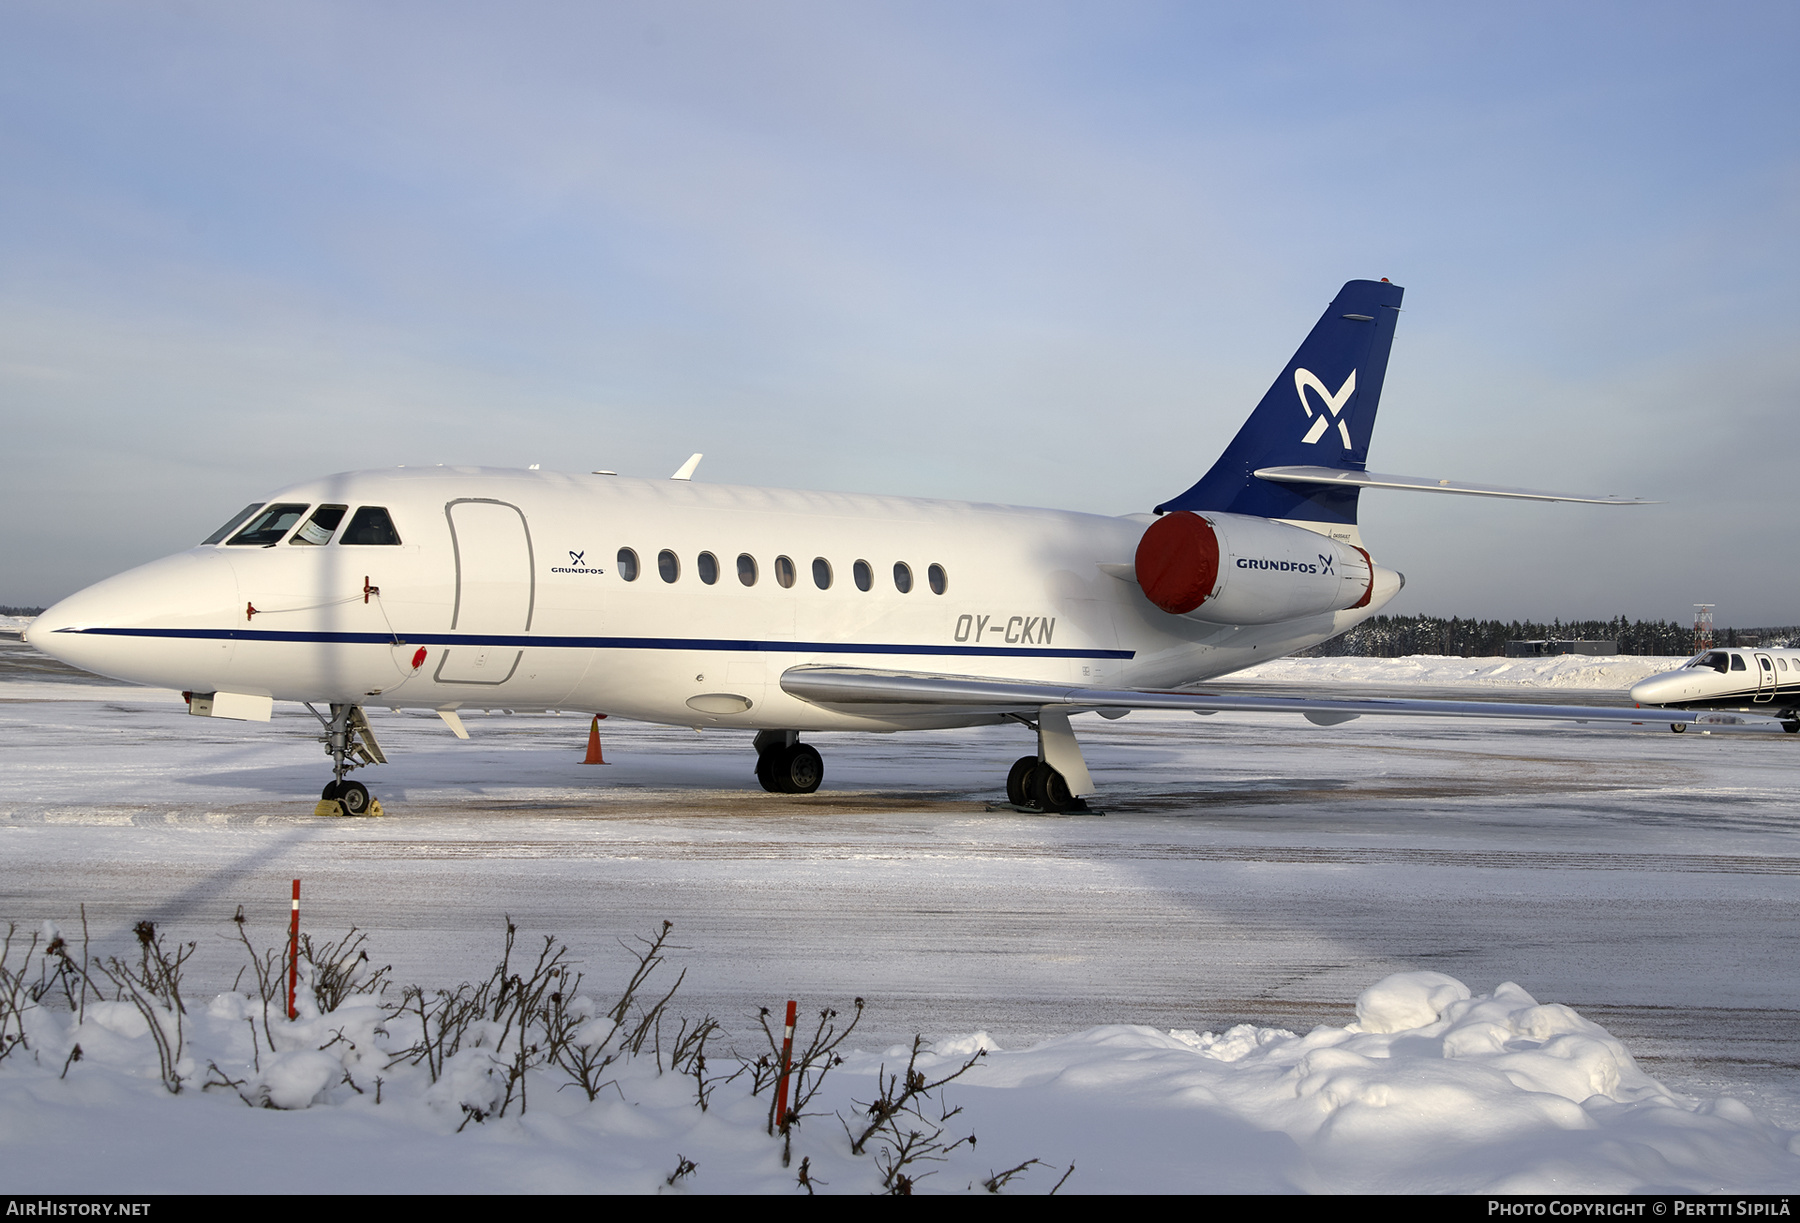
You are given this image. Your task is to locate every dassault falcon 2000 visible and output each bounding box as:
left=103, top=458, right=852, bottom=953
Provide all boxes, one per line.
left=26, top=279, right=1668, bottom=815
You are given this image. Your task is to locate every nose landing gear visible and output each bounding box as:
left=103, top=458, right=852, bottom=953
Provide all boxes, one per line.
left=307, top=703, right=387, bottom=816
left=321, top=779, right=373, bottom=816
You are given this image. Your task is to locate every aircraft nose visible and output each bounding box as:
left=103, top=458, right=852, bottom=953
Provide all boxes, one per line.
left=1629, top=672, right=1682, bottom=706
left=28, top=550, right=241, bottom=687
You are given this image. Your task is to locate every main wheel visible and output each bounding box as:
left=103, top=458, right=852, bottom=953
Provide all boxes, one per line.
left=337, top=780, right=372, bottom=815
left=1026, top=762, right=1075, bottom=813
left=754, top=752, right=784, bottom=792
left=1670, top=723, right=1686, bottom=733
left=1006, top=756, right=1038, bottom=807
left=1784, top=721, right=1800, bottom=735
left=321, top=780, right=343, bottom=800
left=770, top=743, right=823, bottom=794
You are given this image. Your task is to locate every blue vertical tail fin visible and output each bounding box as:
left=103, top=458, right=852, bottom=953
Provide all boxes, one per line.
left=1154, top=279, right=1404, bottom=527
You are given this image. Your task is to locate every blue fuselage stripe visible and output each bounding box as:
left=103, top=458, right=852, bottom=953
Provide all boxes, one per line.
left=58, top=626, right=1135, bottom=661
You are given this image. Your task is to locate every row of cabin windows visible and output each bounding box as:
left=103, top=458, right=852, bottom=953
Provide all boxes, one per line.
left=206, top=502, right=402, bottom=547
left=1690, top=651, right=1797, bottom=675
left=617, top=548, right=947, bottom=595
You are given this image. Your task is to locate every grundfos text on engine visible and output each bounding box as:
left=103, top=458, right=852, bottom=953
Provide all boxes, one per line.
left=1133, top=510, right=1376, bottom=625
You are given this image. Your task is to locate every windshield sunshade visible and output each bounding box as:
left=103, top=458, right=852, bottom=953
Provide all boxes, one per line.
left=290, top=504, right=349, bottom=546
left=227, top=503, right=310, bottom=546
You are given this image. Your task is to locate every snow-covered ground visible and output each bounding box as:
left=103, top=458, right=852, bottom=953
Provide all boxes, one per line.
left=5, top=958, right=1796, bottom=1194
left=4, top=641, right=1799, bottom=1192
left=1229, top=653, right=1689, bottom=690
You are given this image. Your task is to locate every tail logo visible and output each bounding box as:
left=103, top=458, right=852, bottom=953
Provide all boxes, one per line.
left=1296, top=368, right=1356, bottom=447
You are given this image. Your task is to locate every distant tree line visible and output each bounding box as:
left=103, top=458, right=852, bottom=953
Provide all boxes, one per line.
left=0, top=606, right=45, bottom=617
left=1296, top=615, right=1800, bottom=658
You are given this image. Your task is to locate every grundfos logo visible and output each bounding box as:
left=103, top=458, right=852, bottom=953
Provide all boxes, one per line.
left=1237, top=555, right=1335, bottom=575
left=551, top=549, right=606, bottom=575
left=1296, top=368, right=1356, bottom=447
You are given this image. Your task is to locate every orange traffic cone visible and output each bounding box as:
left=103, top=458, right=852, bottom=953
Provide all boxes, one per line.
left=582, top=714, right=608, bottom=765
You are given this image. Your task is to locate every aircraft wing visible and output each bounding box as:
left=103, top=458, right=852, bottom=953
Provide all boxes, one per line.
left=778, top=665, right=1693, bottom=727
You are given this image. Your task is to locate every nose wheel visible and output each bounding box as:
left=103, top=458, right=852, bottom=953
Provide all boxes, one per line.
left=306, top=703, right=387, bottom=816
left=321, top=779, right=373, bottom=816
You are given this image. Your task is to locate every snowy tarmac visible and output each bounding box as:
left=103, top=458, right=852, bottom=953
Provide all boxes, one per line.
left=4, top=638, right=1799, bottom=1137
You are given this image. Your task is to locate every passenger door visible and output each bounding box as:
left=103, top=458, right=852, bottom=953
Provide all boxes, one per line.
left=436, top=499, right=534, bottom=685
left=1754, top=652, right=1776, bottom=703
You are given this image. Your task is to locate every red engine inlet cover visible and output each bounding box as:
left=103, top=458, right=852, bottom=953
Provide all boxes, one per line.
left=1135, top=511, right=1220, bottom=615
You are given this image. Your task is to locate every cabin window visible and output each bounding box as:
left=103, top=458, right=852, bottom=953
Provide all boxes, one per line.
left=228, top=503, right=310, bottom=546
left=774, top=556, right=796, bottom=588
left=617, top=548, right=640, bottom=581
left=1780, top=658, right=1789, bottom=671
left=738, top=554, right=758, bottom=586
left=203, top=503, right=264, bottom=545
left=928, top=563, right=948, bottom=595
left=697, top=552, right=719, bottom=585
left=341, top=506, right=402, bottom=546
left=1731, top=654, right=1747, bottom=671
left=893, top=562, right=913, bottom=593
left=290, top=504, right=348, bottom=546
left=813, top=558, right=833, bottom=590
left=658, top=550, right=680, bottom=583
left=853, top=559, right=873, bottom=592
left=1761, top=656, right=1774, bottom=672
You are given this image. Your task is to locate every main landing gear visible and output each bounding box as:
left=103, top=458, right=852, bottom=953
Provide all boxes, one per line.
left=306, top=703, right=388, bottom=816
left=1005, top=755, right=1087, bottom=813
left=1003, top=708, right=1097, bottom=814
left=753, top=730, right=823, bottom=794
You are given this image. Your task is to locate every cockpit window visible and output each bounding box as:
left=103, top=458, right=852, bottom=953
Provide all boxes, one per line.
left=340, top=506, right=402, bottom=546
left=1731, top=654, right=1748, bottom=672
left=203, top=503, right=265, bottom=546
left=290, top=504, right=348, bottom=546
left=227, top=503, right=310, bottom=546
left=1689, top=652, right=1730, bottom=674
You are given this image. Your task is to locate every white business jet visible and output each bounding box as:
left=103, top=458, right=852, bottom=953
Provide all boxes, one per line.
left=1630, top=648, right=1800, bottom=732
left=25, top=279, right=1663, bottom=814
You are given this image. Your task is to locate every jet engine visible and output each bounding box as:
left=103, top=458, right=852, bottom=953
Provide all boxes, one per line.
left=1133, top=510, right=1378, bottom=625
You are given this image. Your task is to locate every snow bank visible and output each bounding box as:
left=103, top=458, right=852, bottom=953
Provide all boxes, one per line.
left=2, top=969, right=1794, bottom=1194
left=1226, top=654, right=1688, bottom=690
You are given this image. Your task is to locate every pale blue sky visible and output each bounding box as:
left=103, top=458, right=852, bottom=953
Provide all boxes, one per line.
left=3, top=2, right=1796, bottom=624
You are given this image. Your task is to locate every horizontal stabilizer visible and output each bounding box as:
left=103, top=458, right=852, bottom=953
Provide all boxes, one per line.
left=1253, top=466, right=1655, bottom=505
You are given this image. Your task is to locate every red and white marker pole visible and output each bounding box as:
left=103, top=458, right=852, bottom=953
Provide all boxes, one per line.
left=773, top=999, right=797, bottom=1132
left=286, top=879, right=300, bottom=1020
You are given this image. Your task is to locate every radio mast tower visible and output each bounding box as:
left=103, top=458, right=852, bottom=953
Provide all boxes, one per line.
left=1693, top=604, right=1715, bottom=654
